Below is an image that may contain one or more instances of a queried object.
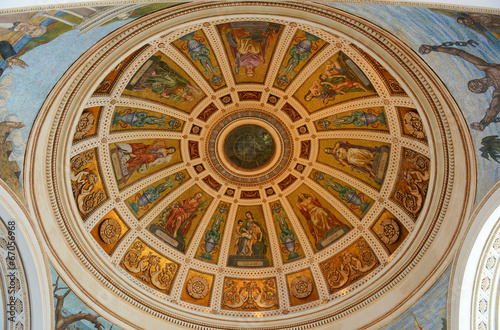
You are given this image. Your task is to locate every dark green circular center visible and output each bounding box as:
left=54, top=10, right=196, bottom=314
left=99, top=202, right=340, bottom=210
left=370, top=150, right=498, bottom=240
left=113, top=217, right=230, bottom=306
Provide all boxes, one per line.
left=224, top=125, right=275, bottom=169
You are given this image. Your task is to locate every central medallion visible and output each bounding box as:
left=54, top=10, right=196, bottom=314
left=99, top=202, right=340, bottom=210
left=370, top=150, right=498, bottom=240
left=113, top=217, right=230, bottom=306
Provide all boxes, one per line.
left=224, top=125, right=275, bottom=170
left=206, top=109, right=293, bottom=186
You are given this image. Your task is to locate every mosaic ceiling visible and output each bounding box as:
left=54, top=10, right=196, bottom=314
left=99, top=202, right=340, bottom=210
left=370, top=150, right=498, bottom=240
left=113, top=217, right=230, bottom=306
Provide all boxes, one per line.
left=27, top=2, right=471, bottom=329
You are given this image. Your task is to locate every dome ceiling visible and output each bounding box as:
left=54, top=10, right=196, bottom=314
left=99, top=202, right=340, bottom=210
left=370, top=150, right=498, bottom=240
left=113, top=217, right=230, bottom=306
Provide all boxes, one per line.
left=26, top=2, right=472, bottom=329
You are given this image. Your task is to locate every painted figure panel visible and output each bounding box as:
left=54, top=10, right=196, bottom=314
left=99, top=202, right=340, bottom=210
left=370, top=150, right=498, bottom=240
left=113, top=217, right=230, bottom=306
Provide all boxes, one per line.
left=320, top=237, right=380, bottom=294
left=275, top=29, right=327, bottom=89
left=221, top=277, right=279, bottom=311
left=122, top=52, right=205, bottom=113
left=217, top=21, right=283, bottom=84
left=310, top=170, right=374, bottom=218
left=120, top=239, right=179, bottom=295
left=73, top=106, right=101, bottom=142
left=227, top=205, right=273, bottom=268
left=148, top=185, right=213, bottom=253
left=90, top=209, right=129, bottom=256
left=70, top=149, right=107, bottom=219
left=195, top=202, right=231, bottom=264
left=370, top=209, right=409, bottom=255
left=286, top=268, right=319, bottom=306
left=109, top=138, right=181, bottom=190
left=125, top=170, right=189, bottom=219
left=318, top=138, right=391, bottom=190
left=314, top=107, right=388, bottom=132
left=294, top=52, right=377, bottom=113
left=172, top=29, right=226, bottom=89
left=181, top=269, right=214, bottom=307
left=111, top=106, right=184, bottom=132
left=269, top=201, right=305, bottom=263
left=391, top=148, right=430, bottom=218
left=287, top=184, right=352, bottom=252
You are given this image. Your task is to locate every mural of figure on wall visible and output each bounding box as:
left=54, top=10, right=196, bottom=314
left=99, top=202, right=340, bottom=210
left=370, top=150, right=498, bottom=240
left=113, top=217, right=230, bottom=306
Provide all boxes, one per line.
left=224, top=21, right=280, bottom=77
left=113, top=109, right=181, bottom=130
left=296, top=192, right=344, bottom=244
left=325, top=142, right=378, bottom=177
left=457, top=13, right=500, bottom=30
left=304, top=61, right=369, bottom=104
left=0, top=41, right=28, bottom=74
left=165, top=192, right=204, bottom=239
left=233, top=212, right=264, bottom=257
left=419, top=44, right=500, bottom=131
left=0, top=12, right=48, bottom=38
left=116, top=140, right=176, bottom=173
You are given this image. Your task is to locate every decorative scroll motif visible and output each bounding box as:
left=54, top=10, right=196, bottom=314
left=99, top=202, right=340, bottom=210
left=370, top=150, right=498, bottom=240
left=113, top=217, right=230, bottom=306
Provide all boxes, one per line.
left=310, top=170, right=373, bottom=217
left=291, top=276, right=313, bottom=298
left=392, top=149, right=430, bottom=217
left=275, top=29, right=327, bottom=89
left=111, top=107, right=183, bottom=132
left=74, top=108, right=99, bottom=141
left=197, top=103, right=218, bottom=121
left=278, top=174, right=297, bottom=191
left=188, top=141, right=200, bottom=159
left=267, top=94, right=279, bottom=105
left=196, top=202, right=230, bottom=263
left=270, top=201, right=304, bottom=262
left=295, top=52, right=377, bottom=113
left=122, top=52, right=205, bottom=113
left=378, top=218, right=400, bottom=244
left=172, top=30, right=225, bottom=89
left=319, top=139, right=390, bottom=189
left=94, top=47, right=144, bottom=94
left=281, top=103, right=302, bottom=122
left=202, top=175, right=221, bottom=191
left=300, top=140, right=311, bottom=159
left=70, top=149, right=107, bottom=219
left=125, top=171, right=188, bottom=218
left=121, top=239, right=178, bottom=294
left=187, top=276, right=210, bottom=299
left=220, top=94, right=232, bottom=105
left=99, top=218, right=121, bottom=244
left=320, top=238, right=379, bottom=294
left=222, top=278, right=279, bottom=310
left=240, top=190, right=260, bottom=199
left=398, top=107, right=427, bottom=142
left=314, top=107, right=388, bottom=131
left=287, top=184, right=352, bottom=252
left=238, top=91, right=262, bottom=101
left=217, top=22, right=284, bottom=84
left=110, top=139, right=181, bottom=190
left=148, top=185, right=212, bottom=253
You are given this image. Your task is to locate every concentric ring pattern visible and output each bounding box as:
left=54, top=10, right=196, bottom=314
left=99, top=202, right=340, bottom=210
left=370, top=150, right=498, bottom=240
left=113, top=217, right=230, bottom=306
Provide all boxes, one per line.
left=47, top=5, right=452, bottom=328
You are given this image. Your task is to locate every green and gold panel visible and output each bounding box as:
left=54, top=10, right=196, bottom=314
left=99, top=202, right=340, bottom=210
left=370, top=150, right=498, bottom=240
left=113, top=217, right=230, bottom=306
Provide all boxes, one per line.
left=148, top=185, right=213, bottom=253
left=317, top=138, right=390, bottom=190
left=110, top=106, right=184, bottom=132
left=216, top=21, right=284, bottom=84
left=125, top=170, right=189, bottom=219
left=286, top=268, right=319, bottom=306
left=274, top=29, right=327, bottom=89
left=294, top=52, right=377, bottom=113
left=269, top=201, right=305, bottom=263
left=70, top=149, right=107, bottom=219
left=120, top=238, right=179, bottom=295
left=370, top=210, right=409, bottom=255
left=109, top=138, right=181, bottom=190
left=286, top=184, right=352, bottom=252
left=73, top=106, right=102, bottom=142
left=181, top=269, right=214, bottom=307
left=314, top=107, right=388, bottom=132
left=319, top=237, right=380, bottom=294
left=227, top=205, right=273, bottom=268
left=309, top=170, right=374, bottom=218
left=221, top=277, right=279, bottom=310
left=172, top=30, right=226, bottom=90
left=90, top=209, right=129, bottom=255
left=122, top=52, right=205, bottom=113
left=195, top=202, right=231, bottom=264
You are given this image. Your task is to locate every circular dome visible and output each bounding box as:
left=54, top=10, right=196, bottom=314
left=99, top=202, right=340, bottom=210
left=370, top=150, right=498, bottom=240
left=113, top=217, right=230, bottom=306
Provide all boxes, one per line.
left=26, top=2, right=474, bottom=329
